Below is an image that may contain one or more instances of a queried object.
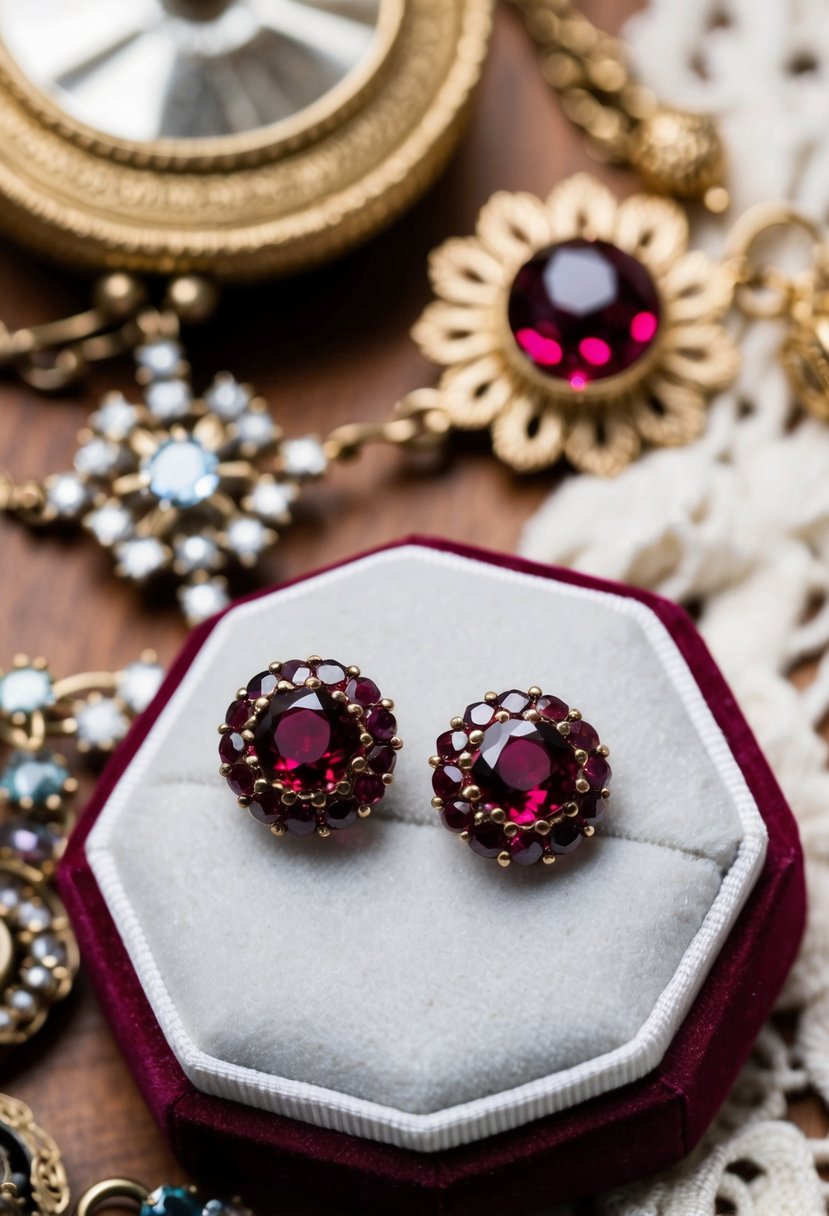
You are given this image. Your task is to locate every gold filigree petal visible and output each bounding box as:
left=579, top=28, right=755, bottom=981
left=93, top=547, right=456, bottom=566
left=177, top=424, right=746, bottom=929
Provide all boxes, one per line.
left=490, top=393, right=564, bottom=472
left=629, top=379, right=708, bottom=447
left=475, top=191, right=556, bottom=264
left=545, top=173, right=617, bottom=242
left=614, top=193, right=689, bottom=275
left=659, top=323, right=740, bottom=391
left=411, top=301, right=497, bottom=367
left=661, top=250, right=735, bottom=324
left=440, top=355, right=514, bottom=429
left=428, top=236, right=507, bottom=305
left=564, top=411, right=641, bottom=477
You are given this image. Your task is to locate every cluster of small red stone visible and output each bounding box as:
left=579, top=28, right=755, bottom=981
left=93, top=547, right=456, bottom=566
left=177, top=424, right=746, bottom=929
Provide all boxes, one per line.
left=431, top=689, right=610, bottom=867
left=218, top=658, right=398, bottom=835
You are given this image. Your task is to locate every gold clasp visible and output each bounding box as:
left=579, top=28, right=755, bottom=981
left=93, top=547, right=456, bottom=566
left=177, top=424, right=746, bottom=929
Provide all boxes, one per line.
left=324, top=389, right=451, bottom=462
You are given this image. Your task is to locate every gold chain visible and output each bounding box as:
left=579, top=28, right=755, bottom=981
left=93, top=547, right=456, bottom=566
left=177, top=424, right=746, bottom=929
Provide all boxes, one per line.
left=508, top=0, right=729, bottom=211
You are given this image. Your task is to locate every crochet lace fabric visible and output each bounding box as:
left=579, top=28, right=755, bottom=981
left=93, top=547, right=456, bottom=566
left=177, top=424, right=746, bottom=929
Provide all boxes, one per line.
left=521, top=1, right=829, bottom=1211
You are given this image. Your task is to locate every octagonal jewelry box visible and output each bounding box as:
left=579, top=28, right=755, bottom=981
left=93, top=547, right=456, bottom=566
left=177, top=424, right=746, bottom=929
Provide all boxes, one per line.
left=58, top=537, right=805, bottom=1214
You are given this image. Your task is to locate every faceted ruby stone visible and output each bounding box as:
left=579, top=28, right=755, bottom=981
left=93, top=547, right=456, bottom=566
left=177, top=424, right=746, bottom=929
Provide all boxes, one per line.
left=317, top=661, right=346, bottom=687
left=346, top=677, right=381, bottom=707
left=464, top=702, right=494, bottom=728
left=283, top=803, right=316, bottom=836
left=509, top=833, right=544, bottom=866
left=248, top=789, right=283, bottom=826
left=584, top=755, right=612, bottom=790
left=252, top=686, right=361, bottom=792
left=568, top=719, right=599, bottom=752
left=225, top=699, right=251, bottom=730
left=548, top=819, right=583, bottom=854
left=353, top=772, right=385, bottom=806
left=219, top=731, right=246, bottom=765
left=436, top=730, right=468, bottom=760
left=508, top=238, right=661, bottom=390
left=497, top=690, right=530, bottom=714
left=470, top=717, right=579, bottom=823
left=280, top=660, right=311, bottom=685
left=537, top=694, right=568, bottom=722
left=468, top=822, right=504, bottom=859
left=225, top=763, right=255, bottom=797
left=367, top=745, right=396, bottom=775
left=247, top=670, right=278, bottom=699
left=433, top=764, right=463, bottom=800
left=366, top=707, right=396, bottom=742
left=440, top=800, right=474, bottom=833
left=325, top=800, right=358, bottom=830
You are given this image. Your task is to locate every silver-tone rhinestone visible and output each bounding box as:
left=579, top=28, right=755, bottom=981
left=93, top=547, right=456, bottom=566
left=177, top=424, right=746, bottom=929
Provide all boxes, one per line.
left=0, top=666, right=53, bottom=714
left=74, top=437, right=121, bottom=478
left=203, top=1202, right=254, bottom=1216
left=234, top=410, right=276, bottom=449
left=90, top=394, right=139, bottom=440
left=117, top=661, right=164, bottom=713
left=0, top=884, right=21, bottom=910
left=178, top=578, right=230, bottom=624
left=75, top=699, right=129, bottom=750
left=46, top=473, right=90, bottom=519
left=136, top=339, right=183, bottom=379
left=85, top=503, right=133, bottom=547
left=174, top=534, right=221, bottom=573
left=248, top=479, right=295, bottom=521
left=30, top=933, right=68, bottom=967
left=281, top=436, right=327, bottom=478
left=16, top=901, right=52, bottom=932
left=20, top=964, right=56, bottom=995
left=115, top=537, right=168, bottom=581
left=0, top=1010, right=15, bottom=1033
left=226, top=517, right=269, bottom=559
left=146, top=379, right=193, bottom=420
left=8, top=989, right=39, bottom=1019
left=204, top=374, right=251, bottom=420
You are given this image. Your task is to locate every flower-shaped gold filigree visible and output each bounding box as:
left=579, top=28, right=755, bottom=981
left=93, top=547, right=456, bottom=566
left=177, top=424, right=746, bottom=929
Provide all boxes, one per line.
left=412, top=172, right=739, bottom=476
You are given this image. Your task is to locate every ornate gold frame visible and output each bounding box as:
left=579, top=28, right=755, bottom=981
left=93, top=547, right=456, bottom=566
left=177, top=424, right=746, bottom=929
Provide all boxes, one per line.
left=0, top=0, right=493, bottom=280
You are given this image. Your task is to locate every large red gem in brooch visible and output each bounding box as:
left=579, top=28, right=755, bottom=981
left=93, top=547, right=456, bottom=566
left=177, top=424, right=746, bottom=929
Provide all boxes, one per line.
left=508, top=238, right=661, bottom=390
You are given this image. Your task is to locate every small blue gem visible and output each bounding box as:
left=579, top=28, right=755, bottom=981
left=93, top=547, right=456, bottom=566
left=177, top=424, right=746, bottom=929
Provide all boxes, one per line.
left=141, top=1186, right=203, bottom=1216
left=146, top=439, right=220, bottom=508
left=0, top=751, right=69, bottom=806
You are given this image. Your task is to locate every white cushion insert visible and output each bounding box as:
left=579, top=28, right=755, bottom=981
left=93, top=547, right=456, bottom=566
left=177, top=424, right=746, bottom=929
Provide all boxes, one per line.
left=86, top=544, right=767, bottom=1151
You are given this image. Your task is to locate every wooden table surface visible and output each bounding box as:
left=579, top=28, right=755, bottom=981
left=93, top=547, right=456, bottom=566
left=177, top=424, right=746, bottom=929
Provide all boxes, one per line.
left=0, top=2, right=823, bottom=1210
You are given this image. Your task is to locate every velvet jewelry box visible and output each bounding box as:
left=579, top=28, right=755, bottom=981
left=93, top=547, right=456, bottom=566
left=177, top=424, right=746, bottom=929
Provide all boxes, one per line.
left=58, top=537, right=805, bottom=1214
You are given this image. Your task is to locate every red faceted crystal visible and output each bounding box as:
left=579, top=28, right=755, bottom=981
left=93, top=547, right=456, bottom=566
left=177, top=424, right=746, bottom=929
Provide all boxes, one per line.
left=225, top=699, right=250, bottom=730
left=219, top=731, right=246, bottom=765
left=470, top=717, right=579, bottom=823
left=508, top=238, right=661, bottom=390
left=252, top=686, right=361, bottom=792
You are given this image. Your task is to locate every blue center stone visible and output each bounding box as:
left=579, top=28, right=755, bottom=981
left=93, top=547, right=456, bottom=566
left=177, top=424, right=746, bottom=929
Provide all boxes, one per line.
left=141, top=1187, right=203, bottom=1216
left=145, top=439, right=220, bottom=508
left=0, top=667, right=54, bottom=714
left=0, top=751, right=69, bottom=806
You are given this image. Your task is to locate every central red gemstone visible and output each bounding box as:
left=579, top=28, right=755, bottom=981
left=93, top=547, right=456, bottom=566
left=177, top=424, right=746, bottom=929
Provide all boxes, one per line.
left=252, top=686, right=362, bottom=792
left=471, top=718, right=580, bottom=825
left=507, top=238, right=661, bottom=390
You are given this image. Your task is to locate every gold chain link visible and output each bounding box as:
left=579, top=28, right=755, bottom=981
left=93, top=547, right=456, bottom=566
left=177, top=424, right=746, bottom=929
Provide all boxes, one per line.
left=324, top=389, right=451, bottom=463
left=508, top=0, right=729, bottom=210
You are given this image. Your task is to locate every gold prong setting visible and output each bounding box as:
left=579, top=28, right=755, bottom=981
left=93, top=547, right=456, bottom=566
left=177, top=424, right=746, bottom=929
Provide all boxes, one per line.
left=431, top=686, right=611, bottom=869
left=218, top=658, right=400, bottom=838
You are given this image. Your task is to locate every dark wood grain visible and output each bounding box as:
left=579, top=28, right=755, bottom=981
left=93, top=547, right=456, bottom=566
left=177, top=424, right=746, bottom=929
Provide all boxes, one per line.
left=0, top=2, right=824, bottom=1208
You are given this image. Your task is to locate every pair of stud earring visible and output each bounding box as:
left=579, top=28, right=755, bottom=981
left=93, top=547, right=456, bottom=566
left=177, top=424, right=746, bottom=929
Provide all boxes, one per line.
left=217, top=657, right=611, bottom=869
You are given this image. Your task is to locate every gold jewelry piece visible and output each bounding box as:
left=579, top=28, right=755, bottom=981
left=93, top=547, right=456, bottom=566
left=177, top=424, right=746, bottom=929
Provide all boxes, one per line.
left=218, top=658, right=401, bottom=836
left=430, top=686, right=610, bottom=868
left=508, top=0, right=729, bottom=211
left=0, top=652, right=163, bottom=1047
left=74, top=1180, right=254, bottom=1216
left=0, top=1092, right=69, bottom=1214
left=412, top=172, right=738, bottom=475
left=0, top=0, right=492, bottom=280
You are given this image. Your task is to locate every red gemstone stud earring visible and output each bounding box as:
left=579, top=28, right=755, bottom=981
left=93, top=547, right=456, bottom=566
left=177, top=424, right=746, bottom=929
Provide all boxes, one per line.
left=218, top=657, right=401, bottom=836
left=430, top=687, right=611, bottom=867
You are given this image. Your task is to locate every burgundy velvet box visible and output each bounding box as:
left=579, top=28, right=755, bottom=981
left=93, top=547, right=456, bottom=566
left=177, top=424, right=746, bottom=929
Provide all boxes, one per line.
left=58, top=537, right=805, bottom=1215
